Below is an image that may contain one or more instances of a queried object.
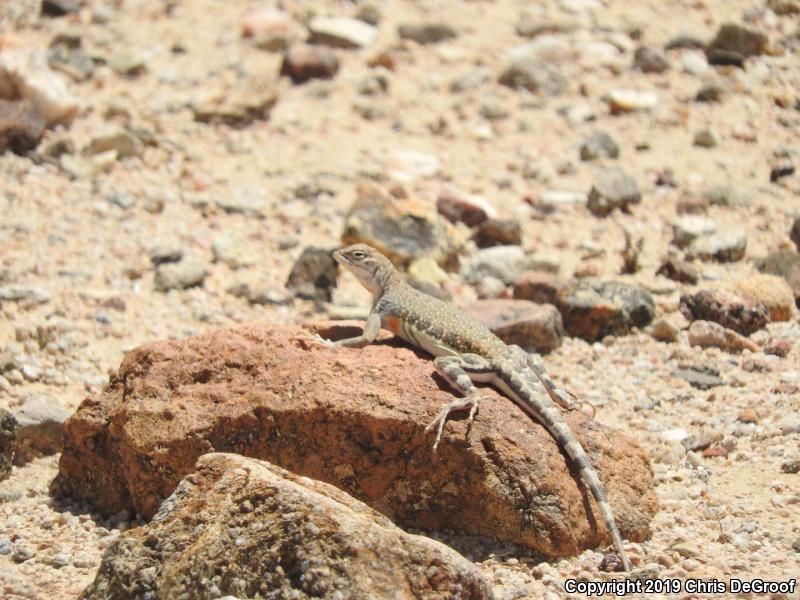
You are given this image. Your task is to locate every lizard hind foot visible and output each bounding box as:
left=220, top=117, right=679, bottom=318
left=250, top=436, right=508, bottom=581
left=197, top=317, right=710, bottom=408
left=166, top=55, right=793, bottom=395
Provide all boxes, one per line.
left=424, top=392, right=483, bottom=452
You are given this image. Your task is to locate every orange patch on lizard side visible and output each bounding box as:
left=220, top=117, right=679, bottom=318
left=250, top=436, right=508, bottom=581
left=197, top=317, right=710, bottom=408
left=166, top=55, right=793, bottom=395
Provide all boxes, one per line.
left=383, top=316, right=401, bottom=334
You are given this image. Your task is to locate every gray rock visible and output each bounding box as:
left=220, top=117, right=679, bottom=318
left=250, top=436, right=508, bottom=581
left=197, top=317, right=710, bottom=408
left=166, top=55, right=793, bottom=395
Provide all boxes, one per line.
left=580, top=131, right=620, bottom=161
left=0, top=285, right=50, bottom=304
left=687, top=229, right=747, bottom=262
left=693, top=129, right=718, bottom=148
left=462, top=300, right=564, bottom=353
left=308, top=16, right=377, bottom=48
left=11, top=395, right=71, bottom=460
left=675, top=366, right=724, bottom=390
left=705, top=24, right=768, bottom=67
left=587, top=169, right=641, bottom=217
left=633, top=46, right=670, bottom=73
left=515, top=17, right=579, bottom=38
left=80, top=453, right=493, bottom=600
left=0, top=409, right=18, bottom=482
left=86, top=130, right=142, bottom=159
left=355, top=71, right=389, bottom=95
left=665, top=33, right=706, bottom=50
left=680, top=288, right=770, bottom=336
left=397, top=22, right=458, bottom=44
left=681, top=51, right=708, bottom=75
left=657, top=257, right=700, bottom=285
left=436, top=188, right=494, bottom=226
left=108, top=47, right=147, bottom=76
left=702, top=184, right=750, bottom=208
left=107, top=192, right=136, bottom=210
left=215, top=188, right=267, bottom=216
left=47, top=43, right=95, bottom=82
left=449, top=67, right=492, bottom=93
left=149, top=244, right=183, bottom=266
left=672, top=216, right=717, bottom=248
left=498, top=59, right=567, bottom=96
left=461, top=246, right=530, bottom=285
left=212, top=233, right=253, bottom=269
left=767, top=0, right=800, bottom=15
left=557, top=279, right=656, bottom=342
left=154, top=256, right=208, bottom=292
left=342, top=183, right=458, bottom=268
left=285, top=247, right=338, bottom=301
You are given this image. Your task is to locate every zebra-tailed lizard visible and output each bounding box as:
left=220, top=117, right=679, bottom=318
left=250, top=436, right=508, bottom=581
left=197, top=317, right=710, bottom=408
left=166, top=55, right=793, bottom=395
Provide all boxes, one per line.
left=306, top=243, right=632, bottom=572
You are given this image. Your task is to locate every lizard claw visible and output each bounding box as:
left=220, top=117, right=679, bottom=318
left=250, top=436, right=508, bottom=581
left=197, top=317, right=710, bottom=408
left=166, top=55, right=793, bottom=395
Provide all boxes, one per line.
left=424, top=393, right=483, bottom=452
left=296, top=330, right=336, bottom=348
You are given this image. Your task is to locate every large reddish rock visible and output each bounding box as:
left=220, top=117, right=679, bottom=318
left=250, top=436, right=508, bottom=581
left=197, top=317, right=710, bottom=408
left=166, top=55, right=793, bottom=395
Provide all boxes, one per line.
left=81, top=453, right=492, bottom=600
left=55, top=323, right=657, bottom=559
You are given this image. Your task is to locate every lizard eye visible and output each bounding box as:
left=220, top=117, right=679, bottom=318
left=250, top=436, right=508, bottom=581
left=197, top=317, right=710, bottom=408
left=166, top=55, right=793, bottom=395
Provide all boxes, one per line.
left=351, top=250, right=366, bottom=260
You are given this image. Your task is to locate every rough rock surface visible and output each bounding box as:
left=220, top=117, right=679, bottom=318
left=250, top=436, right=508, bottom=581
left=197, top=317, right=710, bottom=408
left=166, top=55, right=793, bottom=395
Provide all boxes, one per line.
left=557, top=280, right=655, bottom=341
left=687, top=320, right=759, bottom=353
left=10, top=393, right=71, bottom=463
left=680, top=288, right=770, bottom=336
left=342, top=183, right=458, bottom=268
left=56, top=323, right=656, bottom=559
left=757, top=250, right=800, bottom=306
left=0, top=408, right=18, bottom=481
left=737, top=274, right=795, bottom=321
left=462, top=300, right=564, bottom=353
left=80, top=453, right=493, bottom=600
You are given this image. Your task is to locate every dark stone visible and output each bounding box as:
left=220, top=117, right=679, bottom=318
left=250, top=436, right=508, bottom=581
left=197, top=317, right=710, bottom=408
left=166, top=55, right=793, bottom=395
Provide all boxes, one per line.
left=781, top=459, right=800, bottom=474
left=770, top=164, right=795, bottom=183
left=472, top=218, right=522, bottom=248
left=633, top=46, right=670, bottom=73
left=513, top=271, right=563, bottom=306
left=680, top=289, right=770, bottom=336
left=675, top=367, right=724, bottom=390
left=498, top=59, right=567, bottom=96
left=695, top=81, right=725, bottom=103
left=0, top=409, right=18, bottom=482
left=656, top=257, right=699, bottom=285
left=580, top=131, right=620, bottom=161
left=557, top=279, right=655, bottom=342
left=280, top=45, right=339, bottom=84
left=705, top=24, right=768, bottom=67
left=41, top=0, right=79, bottom=17
left=790, top=217, right=800, bottom=252
left=0, top=99, right=46, bottom=155
left=664, top=34, right=706, bottom=50
left=285, top=247, right=338, bottom=301
left=397, top=23, right=458, bottom=44
left=587, top=169, right=641, bottom=217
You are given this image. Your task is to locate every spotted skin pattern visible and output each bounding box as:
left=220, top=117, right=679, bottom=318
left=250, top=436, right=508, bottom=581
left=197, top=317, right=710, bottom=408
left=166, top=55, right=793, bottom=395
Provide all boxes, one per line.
left=314, top=243, right=632, bottom=572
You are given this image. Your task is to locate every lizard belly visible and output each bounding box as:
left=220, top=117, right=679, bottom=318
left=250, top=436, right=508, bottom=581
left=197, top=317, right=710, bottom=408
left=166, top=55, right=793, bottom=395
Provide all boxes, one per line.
left=398, top=321, right=458, bottom=358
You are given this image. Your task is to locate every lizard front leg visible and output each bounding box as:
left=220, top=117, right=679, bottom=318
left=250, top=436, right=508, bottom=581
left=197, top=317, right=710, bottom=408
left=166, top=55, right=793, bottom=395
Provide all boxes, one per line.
left=425, top=354, right=494, bottom=451
left=301, top=312, right=382, bottom=349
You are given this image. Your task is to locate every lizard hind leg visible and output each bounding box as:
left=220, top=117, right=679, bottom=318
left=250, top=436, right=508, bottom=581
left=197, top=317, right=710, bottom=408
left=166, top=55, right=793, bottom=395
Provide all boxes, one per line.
left=425, top=354, right=494, bottom=451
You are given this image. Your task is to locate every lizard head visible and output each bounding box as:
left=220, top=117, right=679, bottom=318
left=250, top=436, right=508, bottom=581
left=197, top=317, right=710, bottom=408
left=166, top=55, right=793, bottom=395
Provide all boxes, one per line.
left=333, top=244, right=399, bottom=295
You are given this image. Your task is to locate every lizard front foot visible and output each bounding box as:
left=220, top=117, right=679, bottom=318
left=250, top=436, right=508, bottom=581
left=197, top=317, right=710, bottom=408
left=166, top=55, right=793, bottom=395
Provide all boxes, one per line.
left=424, top=392, right=483, bottom=452
left=295, top=329, right=337, bottom=348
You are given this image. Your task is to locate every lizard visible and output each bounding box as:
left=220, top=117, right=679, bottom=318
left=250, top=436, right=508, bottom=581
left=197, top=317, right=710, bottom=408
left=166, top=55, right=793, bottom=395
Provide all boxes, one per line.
left=305, top=243, right=632, bottom=572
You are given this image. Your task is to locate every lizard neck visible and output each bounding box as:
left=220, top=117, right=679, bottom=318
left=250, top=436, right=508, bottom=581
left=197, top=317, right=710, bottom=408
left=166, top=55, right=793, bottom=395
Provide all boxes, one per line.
left=356, top=257, right=403, bottom=299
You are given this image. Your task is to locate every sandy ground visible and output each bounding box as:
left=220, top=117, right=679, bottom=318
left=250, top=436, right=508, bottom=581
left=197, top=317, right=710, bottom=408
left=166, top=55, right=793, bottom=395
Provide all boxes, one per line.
left=1, top=0, right=799, bottom=598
